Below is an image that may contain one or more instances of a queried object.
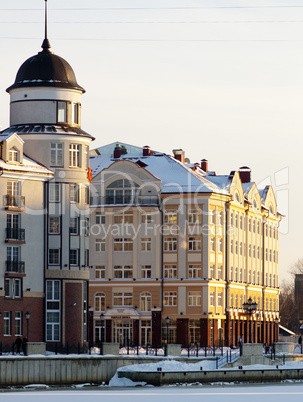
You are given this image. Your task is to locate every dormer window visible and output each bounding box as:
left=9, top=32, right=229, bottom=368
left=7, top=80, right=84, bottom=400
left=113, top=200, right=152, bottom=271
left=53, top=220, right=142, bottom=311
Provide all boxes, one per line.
left=234, top=191, right=240, bottom=203
left=57, top=101, right=67, bottom=123
left=8, top=147, right=19, bottom=162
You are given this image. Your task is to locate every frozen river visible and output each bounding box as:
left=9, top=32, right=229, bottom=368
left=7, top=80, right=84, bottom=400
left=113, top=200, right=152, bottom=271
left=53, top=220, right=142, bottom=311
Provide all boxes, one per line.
left=2, top=383, right=303, bottom=402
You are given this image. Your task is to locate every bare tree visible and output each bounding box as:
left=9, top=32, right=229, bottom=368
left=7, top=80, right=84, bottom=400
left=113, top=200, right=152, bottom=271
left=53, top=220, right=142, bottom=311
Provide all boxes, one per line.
left=289, top=258, right=303, bottom=277
left=279, top=279, right=299, bottom=333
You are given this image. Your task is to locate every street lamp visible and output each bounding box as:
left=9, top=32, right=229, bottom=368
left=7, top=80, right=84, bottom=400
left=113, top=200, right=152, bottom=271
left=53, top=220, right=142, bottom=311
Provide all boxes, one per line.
left=242, top=297, right=258, bottom=343
left=100, top=313, right=104, bottom=355
left=25, top=311, right=30, bottom=341
left=165, top=316, right=170, bottom=356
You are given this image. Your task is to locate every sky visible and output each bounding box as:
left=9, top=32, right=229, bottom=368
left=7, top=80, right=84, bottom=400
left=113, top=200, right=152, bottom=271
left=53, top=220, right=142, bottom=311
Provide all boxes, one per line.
left=0, top=0, right=302, bottom=282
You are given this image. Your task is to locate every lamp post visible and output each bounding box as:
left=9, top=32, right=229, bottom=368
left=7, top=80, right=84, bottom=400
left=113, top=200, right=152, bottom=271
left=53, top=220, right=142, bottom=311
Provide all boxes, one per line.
left=242, top=297, right=258, bottom=343
left=25, top=311, right=30, bottom=341
left=100, top=313, right=104, bottom=355
left=165, top=316, right=169, bottom=356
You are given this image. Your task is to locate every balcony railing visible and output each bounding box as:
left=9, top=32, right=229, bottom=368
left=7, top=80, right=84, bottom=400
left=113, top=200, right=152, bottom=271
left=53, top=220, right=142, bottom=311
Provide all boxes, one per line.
left=90, top=195, right=159, bottom=206
left=5, top=261, right=25, bottom=274
left=5, top=228, right=25, bottom=242
left=4, top=195, right=25, bottom=209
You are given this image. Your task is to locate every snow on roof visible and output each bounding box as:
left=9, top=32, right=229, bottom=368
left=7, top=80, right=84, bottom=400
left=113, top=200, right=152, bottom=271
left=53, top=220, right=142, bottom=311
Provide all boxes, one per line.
left=205, top=175, right=231, bottom=191
left=0, top=155, right=54, bottom=175
left=242, top=182, right=254, bottom=194
left=90, top=152, right=229, bottom=195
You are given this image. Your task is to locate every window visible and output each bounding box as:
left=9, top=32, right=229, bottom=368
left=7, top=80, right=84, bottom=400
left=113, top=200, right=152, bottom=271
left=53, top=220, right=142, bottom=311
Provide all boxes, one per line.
left=249, top=270, right=251, bottom=283
left=141, top=265, right=152, bottom=279
left=8, top=147, right=18, bottom=162
left=188, top=209, right=202, bottom=224
left=164, top=291, right=177, bottom=306
left=239, top=268, right=243, bottom=282
left=253, top=246, right=256, bottom=258
left=140, top=292, right=152, bottom=311
left=235, top=241, right=238, bottom=254
left=218, top=238, right=223, bottom=253
left=48, top=249, right=60, bottom=265
left=46, top=280, right=60, bottom=341
left=269, top=226, right=272, bottom=238
left=57, top=101, right=67, bottom=122
left=114, top=238, right=133, bottom=251
left=235, top=214, right=238, bottom=228
left=265, top=248, right=268, bottom=261
left=70, top=217, right=79, bottom=234
left=70, top=184, right=79, bottom=203
left=164, top=210, right=177, bottom=224
left=210, top=264, right=215, bottom=278
left=5, top=278, right=21, bottom=298
left=218, top=265, right=222, bottom=280
left=257, top=221, right=260, bottom=234
left=249, top=219, right=251, bottom=232
left=218, top=292, right=223, bottom=307
left=141, top=237, right=151, bottom=251
left=164, top=264, right=177, bottom=279
left=85, top=217, right=89, bottom=236
left=235, top=294, right=238, bottom=308
left=230, top=240, right=233, bottom=253
left=240, top=216, right=243, bottom=229
left=73, top=103, right=79, bottom=124
left=50, top=143, right=63, bottom=166
left=210, top=237, right=215, bottom=252
left=188, top=291, right=201, bottom=306
left=113, top=265, right=133, bottom=279
left=85, top=248, right=89, bottom=267
left=4, top=312, right=11, bottom=336
left=230, top=266, right=233, bottom=281
left=257, top=246, right=260, bottom=259
left=94, top=293, right=105, bottom=312
left=269, top=250, right=272, bottom=262
left=85, top=186, right=90, bottom=204
left=49, top=183, right=60, bottom=202
left=70, top=249, right=79, bottom=265
left=249, top=245, right=251, bottom=257
left=253, top=220, right=256, bottom=233
left=114, top=213, right=133, bottom=224
left=96, top=212, right=105, bottom=225
left=273, top=250, right=276, bottom=263
left=49, top=217, right=60, bottom=234
left=95, top=266, right=105, bottom=279
left=69, top=144, right=81, bottom=167
left=188, top=236, right=201, bottom=251
left=218, top=211, right=223, bottom=226
left=106, top=179, right=139, bottom=205
left=230, top=212, right=234, bottom=226
left=230, top=293, right=233, bottom=308
left=235, top=267, right=238, bottom=281
left=15, top=312, right=22, bottom=336
left=113, top=292, right=132, bottom=306
left=142, top=214, right=152, bottom=224
left=95, top=239, right=105, bottom=252
left=240, top=242, right=243, bottom=256
left=188, top=264, right=201, bottom=279
left=164, top=237, right=177, bottom=252
left=210, top=209, right=215, bottom=224
left=210, top=291, right=215, bottom=307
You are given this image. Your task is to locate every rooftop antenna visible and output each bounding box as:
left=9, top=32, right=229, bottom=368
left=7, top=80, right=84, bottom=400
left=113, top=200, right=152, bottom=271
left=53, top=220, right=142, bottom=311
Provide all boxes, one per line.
left=41, top=0, right=51, bottom=50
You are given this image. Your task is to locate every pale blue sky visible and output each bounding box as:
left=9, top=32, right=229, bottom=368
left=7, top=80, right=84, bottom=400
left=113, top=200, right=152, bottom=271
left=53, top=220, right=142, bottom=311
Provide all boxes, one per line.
left=1, top=0, right=302, bottom=281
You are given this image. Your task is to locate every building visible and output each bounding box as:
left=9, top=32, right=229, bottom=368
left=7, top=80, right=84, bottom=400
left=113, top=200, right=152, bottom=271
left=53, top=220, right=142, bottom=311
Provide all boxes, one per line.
left=89, top=143, right=282, bottom=347
left=0, top=28, right=94, bottom=345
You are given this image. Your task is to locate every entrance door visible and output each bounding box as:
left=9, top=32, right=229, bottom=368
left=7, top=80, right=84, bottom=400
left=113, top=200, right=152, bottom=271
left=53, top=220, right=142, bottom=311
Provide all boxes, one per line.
left=113, top=320, right=133, bottom=346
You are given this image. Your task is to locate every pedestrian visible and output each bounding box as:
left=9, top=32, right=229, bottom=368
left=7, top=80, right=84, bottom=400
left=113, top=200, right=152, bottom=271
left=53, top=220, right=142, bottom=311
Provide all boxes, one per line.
left=238, top=334, right=243, bottom=356
left=15, top=337, right=22, bottom=354
left=22, top=337, right=27, bottom=355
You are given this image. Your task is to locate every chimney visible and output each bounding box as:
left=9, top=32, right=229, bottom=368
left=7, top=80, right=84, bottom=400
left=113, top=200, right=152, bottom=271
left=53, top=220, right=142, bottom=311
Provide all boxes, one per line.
left=143, top=145, right=150, bottom=156
left=113, top=144, right=122, bottom=159
left=173, top=149, right=185, bottom=163
left=239, top=166, right=251, bottom=183
left=201, top=159, right=208, bottom=172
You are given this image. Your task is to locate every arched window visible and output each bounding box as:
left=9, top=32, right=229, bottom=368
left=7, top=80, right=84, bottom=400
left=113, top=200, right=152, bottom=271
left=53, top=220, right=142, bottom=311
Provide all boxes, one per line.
left=234, top=191, right=240, bottom=202
left=106, top=179, right=139, bottom=205
left=94, top=292, right=105, bottom=312
left=140, top=292, right=152, bottom=312
left=269, top=204, right=274, bottom=214
left=253, top=199, right=257, bottom=209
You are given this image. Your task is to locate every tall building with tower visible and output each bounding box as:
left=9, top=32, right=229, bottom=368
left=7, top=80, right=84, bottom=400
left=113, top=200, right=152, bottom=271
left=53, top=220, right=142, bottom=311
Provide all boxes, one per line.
left=0, top=3, right=94, bottom=345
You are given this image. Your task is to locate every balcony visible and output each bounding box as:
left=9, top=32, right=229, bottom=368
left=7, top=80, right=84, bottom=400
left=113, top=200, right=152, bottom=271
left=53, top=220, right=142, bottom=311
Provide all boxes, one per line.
left=90, top=195, right=159, bottom=206
left=4, top=195, right=25, bottom=210
left=5, top=228, right=25, bottom=243
left=5, top=260, right=25, bottom=274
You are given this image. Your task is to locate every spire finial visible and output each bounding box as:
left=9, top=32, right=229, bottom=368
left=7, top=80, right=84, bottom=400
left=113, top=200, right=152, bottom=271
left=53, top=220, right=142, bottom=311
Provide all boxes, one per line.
left=41, top=0, right=51, bottom=50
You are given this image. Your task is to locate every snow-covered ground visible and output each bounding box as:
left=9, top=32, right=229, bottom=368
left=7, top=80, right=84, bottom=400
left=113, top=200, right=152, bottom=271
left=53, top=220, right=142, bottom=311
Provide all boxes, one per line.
left=2, top=384, right=303, bottom=402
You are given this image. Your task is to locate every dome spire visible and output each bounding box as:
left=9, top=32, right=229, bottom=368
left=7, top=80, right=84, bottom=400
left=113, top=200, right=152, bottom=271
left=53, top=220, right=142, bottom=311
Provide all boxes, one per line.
left=41, top=0, right=51, bottom=51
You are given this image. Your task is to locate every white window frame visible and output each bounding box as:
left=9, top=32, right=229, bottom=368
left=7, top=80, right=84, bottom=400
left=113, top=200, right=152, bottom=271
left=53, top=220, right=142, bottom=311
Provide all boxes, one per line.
left=141, top=237, right=152, bottom=251
left=188, top=264, right=201, bottom=279
left=210, top=291, right=215, bottom=307
left=48, top=249, right=60, bottom=265
left=95, top=266, right=105, bottom=279
left=164, top=210, right=177, bottom=224
left=164, top=237, right=177, bottom=252
left=164, top=264, right=177, bottom=279
left=95, top=239, right=105, bottom=252
left=49, top=183, right=60, bottom=202
left=114, top=238, right=133, bottom=251
left=140, top=292, right=152, bottom=312
left=113, top=292, right=133, bottom=307
left=8, top=147, right=19, bottom=162
left=188, top=236, right=201, bottom=251
left=188, top=291, right=201, bottom=306
left=4, top=312, right=11, bottom=336
left=164, top=291, right=177, bottom=306
left=94, top=292, right=105, bottom=312
left=70, top=249, right=79, bottom=266
left=46, top=280, right=61, bottom=342
left=188, top=209, right=202, bottom=224
left=96, top=211, right=105, bottom=225
left=15, top=311, right=22, bottom=336
left=49, top=216, right=60, bottom=234
left=69, top=144, right=81, bottom=168
left=141, top=265, right=152, bottom=279
left=5, top=278, right=21, bottom=299
left=113, top=265, right=133, bottom=279
left=50, top=143, right=63, bottom=166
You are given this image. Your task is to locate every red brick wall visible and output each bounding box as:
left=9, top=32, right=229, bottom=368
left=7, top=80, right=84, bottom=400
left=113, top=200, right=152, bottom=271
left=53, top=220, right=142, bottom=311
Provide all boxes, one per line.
left=0, top=296, right=44, bottom=344
left=64, top=282, right=83, bottom=344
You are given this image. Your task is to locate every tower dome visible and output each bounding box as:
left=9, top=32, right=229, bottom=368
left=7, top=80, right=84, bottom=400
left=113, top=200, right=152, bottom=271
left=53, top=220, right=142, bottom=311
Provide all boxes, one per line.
left=6, top=41, right=85, bottom=93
